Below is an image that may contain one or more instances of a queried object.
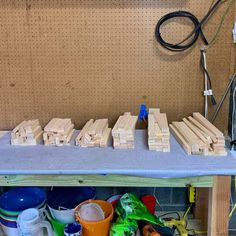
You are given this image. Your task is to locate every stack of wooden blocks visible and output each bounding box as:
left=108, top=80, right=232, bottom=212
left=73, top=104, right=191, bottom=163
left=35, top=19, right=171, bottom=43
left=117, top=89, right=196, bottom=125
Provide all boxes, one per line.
left=170, top=112, right=226, bottom=156
left=43, top=118, right=75, bottom=146
left=11, top=120, right=43, bottom=145
left=112, top=112, right=138, bottom=149
left=148, top=108, right=170, bottom=152
left=75, top=119, right=111, bottom=148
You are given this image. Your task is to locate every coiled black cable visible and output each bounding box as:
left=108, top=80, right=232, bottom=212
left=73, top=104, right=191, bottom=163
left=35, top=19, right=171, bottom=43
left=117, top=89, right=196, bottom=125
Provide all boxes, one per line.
left=155, top=0, right=222, bottom=52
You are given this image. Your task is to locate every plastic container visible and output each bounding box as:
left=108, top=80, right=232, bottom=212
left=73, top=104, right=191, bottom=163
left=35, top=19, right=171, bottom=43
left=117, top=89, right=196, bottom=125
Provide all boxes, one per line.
left=47, top=187, right=96, bottom=224
left=75, top=200, right=113, bottom=236
left=46, top=212, right=65, bottom=236
left=48, top=206, right=75, bottom=224
left=141, top=195, right=156, bottom=215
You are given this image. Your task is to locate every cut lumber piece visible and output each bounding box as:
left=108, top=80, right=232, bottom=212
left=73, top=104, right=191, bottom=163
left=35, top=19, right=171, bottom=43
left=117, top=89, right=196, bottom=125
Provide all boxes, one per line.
left=76, top=119, right=94, bottom=143
left=154, top=113, right=169, bottom=133
left=193, top=112, right=224, bottom=138
left=100, top=127, right=111, bottom=147
left=12, top=121, right=26, bottom=134
left=149, top=108, right=160, bottom=115
left=171, top=113, right=226, bottom=156
left=172, top=122, right=200, bottom=153
left=43, top=118, right=74, bottom=146
left=188, top=116, right=217, bottom=143
left=148, top=108, right=170, bottom=152
left=95, top=119, right=108, bottom=136
left=112, top=112, right=138, bottom=149
left=170, top=124, right=191, bottom=155
left=76, top=118, right=111, bottom=148
left=183, top=118, right=210, bottom=145
left=11, top=119, right=43, bottom=146
left=44, top=118, right=57, bottom=132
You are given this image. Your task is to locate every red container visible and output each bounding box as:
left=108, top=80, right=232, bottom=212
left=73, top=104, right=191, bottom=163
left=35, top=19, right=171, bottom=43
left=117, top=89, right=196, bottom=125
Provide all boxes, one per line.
left=141, top=195, right=156, bottom=215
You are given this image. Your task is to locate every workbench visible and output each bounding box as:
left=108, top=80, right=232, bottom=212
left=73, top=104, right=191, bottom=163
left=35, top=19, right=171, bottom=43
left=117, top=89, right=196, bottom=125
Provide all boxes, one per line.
left=0, top=130, right=235, bottom=236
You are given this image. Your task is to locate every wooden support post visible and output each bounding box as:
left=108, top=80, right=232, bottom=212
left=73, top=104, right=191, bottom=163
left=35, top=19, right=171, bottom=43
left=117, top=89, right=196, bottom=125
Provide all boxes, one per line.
left=194, top=188, right=209, bottom=229
left=208, top=176, right=231, bottom=236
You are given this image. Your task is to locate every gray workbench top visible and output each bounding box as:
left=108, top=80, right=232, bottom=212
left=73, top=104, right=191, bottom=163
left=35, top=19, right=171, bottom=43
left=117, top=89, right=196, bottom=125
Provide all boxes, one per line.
left=0, top=130, right=235, bottom=178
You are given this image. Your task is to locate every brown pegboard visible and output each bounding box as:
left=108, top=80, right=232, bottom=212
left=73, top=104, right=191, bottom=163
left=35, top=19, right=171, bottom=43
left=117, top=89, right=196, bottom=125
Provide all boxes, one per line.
left=0, top=0, right=235, bottom=131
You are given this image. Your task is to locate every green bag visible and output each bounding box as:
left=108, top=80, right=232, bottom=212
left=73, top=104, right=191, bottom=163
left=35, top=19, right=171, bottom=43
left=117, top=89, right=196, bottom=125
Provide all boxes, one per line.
left=110, top=193, right=164, bottom=236
left=110, top=217, right=137, bottom=236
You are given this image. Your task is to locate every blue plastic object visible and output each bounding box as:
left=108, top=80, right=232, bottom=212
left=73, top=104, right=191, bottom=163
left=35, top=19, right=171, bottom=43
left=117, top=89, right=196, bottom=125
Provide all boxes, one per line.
left=47, top=187, right=96, bottom=209
left=64, top=222, right=82, bottom=234
left=0, top=187, right=46, bottom=212
left=138, top=104, right=148, bottom=121
left=0, top=217, right=17, bottom=228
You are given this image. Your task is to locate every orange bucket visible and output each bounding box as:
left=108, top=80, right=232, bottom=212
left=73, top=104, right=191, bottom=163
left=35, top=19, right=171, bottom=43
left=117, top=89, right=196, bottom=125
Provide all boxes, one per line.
left=75, top=200, right=113, bottom=236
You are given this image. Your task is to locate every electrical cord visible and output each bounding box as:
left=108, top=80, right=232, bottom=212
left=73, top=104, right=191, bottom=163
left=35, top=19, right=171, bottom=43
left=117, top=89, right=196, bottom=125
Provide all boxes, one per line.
left=200, top=50, right=217, bottom=106
left=155, top=0, right=223, bottom=51
left=158, top=211, right=181, bottom=220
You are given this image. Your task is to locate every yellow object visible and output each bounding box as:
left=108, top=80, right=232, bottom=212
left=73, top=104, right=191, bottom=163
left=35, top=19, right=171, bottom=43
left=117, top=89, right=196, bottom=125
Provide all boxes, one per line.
left=188, top=186, right=196, bottom=204
left=164, top=205, right=192, bottom=236
left=165, top=218, right=188, bottom=236
left=75, top=200, right=113, bottom=236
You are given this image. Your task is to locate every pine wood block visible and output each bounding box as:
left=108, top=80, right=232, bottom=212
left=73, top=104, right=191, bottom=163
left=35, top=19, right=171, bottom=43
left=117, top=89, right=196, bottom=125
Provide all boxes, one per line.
left=193, top=113, right=224, bottom=138
left=188, top=116, right=217, bottom=143
left=170, top=124, right=191, bottom=155
left=76, top=119, right=94, bottom=144
left=100, top=127, right=111, bottom=147
left=208, top=176, right=230, bottom=236
left=155, top=113, right=169, bottom=133
left=43, top=118, right=74, bottom=146
left=76, top=118, right=110, bottom=148
left=172, top=122, right=200, bottom=153
left=44, top=118, right=57, bottom=132
left=95, top=119, right=108, bottom=135
left=183, top=118, right=210, bottom=145
left=148, top=109, right=170, bottom=152
left=11, top=119, right=43, bottom=146
left=12, top=121, right=26, bottom=133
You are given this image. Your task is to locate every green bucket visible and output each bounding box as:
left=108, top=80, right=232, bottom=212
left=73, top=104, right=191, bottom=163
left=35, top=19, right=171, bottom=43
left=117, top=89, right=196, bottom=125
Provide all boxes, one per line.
left=47, top=212, right=65, bottom=236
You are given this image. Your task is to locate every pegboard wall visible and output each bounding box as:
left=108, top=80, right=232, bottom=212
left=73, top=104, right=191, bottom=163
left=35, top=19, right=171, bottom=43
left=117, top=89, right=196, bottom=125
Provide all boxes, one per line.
left=0, top=0, right=235, bottom=131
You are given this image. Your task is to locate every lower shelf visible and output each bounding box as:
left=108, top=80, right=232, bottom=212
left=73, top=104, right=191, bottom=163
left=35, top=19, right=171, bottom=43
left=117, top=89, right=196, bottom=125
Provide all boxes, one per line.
left=0, top=175, right=213, bottom=187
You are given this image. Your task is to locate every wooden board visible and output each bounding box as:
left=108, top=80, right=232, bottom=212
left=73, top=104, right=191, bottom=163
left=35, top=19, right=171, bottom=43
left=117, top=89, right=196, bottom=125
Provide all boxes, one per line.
left=0, top=175, right=214, bottom=187
left=0, top=0, right=234, bottom=131
left=207, top=176, right=231, bottom=236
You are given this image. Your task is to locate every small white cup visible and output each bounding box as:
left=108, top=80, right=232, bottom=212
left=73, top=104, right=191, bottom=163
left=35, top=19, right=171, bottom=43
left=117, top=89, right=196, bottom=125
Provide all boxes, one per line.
left=17, top=208, right=54, bottom=236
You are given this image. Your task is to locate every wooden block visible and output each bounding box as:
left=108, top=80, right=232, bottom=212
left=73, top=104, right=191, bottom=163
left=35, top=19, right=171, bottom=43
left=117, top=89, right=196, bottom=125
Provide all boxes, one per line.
left=58, top=119, right=71, bottom=133
left=154, top=113, right=169, bottom=133
left=44, top=118, right=57, bottom=132
left=12, top=120, right=26, bottom=133
left=27, top=120, right=40, bottom=134
left=65, top=129, right=75, bottom=145
left=148, top=114, right=156, bottom=136
left=183, top=118, right=209, bottom=145
left=12, top=120, right=43, bottom=146
left=172, top=122, right=200, bottom=152
left=207, top=176, right=230, bottom=236
left=193, top=112, right=224, bottom=138
left=188, top=116, right=217, bottom=143
left=149, top=108, right=160, bottom=116
left=96, top=119, right=108, bottom=136
left=100, top=127, right=111, bottom=147
left=76, top=119, right=94, bottom=143
left=51, top=118, right=62, bottom=133
left=117, top=115, right=128, bottom=131
left=170, top=124, right=191, bottom=155
left=129, top=116, right=138, bottom=131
